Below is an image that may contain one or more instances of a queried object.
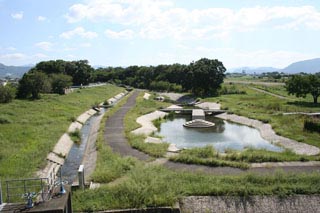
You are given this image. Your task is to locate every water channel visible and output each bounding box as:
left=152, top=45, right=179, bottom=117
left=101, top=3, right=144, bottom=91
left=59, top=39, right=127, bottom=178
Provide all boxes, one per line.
left=61, top=108, right=105, bottom=184
left=157, top=115, right=282, bottom=152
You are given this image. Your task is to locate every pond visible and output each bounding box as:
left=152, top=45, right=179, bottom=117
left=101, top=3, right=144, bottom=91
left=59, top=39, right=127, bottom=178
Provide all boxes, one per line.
left=157, top=115, right=282, bottom=152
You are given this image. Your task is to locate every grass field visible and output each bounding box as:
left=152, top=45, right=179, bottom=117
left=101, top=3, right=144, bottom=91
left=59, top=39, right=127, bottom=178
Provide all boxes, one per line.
left=0, top=84, right=124, bottom=180
left=73, top=164, right=320, bottom=211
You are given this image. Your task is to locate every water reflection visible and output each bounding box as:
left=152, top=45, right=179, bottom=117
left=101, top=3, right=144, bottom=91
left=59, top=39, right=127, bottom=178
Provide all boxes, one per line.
left=157, top=115, right=282, bottom=152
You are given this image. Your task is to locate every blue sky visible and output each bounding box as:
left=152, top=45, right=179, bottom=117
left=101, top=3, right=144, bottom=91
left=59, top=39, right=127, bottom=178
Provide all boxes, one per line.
left=1, top=0, right=320, bottom=69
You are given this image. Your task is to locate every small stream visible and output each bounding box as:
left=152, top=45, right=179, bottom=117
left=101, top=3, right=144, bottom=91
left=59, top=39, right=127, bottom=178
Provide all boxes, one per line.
left=61, top=108, right=105, bottom=184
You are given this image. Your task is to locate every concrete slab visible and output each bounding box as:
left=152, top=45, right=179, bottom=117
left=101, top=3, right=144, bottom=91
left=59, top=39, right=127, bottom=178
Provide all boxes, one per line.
left=52, top=133, right=74, bottom=158
left=168, top=144, right=180, bottom=153
left=196, top=102, right=221, bottom=110
left=143, top=92, right=151, bottom=100
left=107, top=97, right=117, bottom=105
left=86, top=109, right=97, bottom=116
left=167, top=105, right=183, bottom=109
left=76, top=112, right=91, bottom=124
left=192, top=109, right=205, bottom=120
left=47, top=152, right=65, bottom=165
left=131, top=110, right=167, bottom=136
left=145, top=136, right=163, bottom=144
left=67, top=121, right=82, bottom=133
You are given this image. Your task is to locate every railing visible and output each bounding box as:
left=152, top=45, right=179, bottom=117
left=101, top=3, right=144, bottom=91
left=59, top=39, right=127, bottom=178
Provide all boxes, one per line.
left=5, top=177, right=51, bottom=203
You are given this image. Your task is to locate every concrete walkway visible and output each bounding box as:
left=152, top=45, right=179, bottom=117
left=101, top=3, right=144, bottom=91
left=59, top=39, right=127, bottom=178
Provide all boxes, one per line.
left=104, top=91, right=150, bottom=161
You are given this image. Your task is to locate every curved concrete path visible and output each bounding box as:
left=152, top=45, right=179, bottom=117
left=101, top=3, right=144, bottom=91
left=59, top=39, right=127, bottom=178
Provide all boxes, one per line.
left=104, top=91, right=320, bottom=175
left=104, top=91, right=150, bottom=161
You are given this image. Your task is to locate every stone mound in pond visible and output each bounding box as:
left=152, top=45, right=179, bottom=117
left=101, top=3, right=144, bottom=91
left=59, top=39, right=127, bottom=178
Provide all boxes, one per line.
left=183, top=119, right=215, bottom=128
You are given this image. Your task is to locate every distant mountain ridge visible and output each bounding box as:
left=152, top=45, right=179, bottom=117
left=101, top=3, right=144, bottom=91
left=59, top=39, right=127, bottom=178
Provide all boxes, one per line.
left=281, top=58, right=320, bottom=74
left=228, top=58, right=320, bottom=74
left=227, top=66, right=279, bottom=74
left=0, top=63, right=32, bottom=78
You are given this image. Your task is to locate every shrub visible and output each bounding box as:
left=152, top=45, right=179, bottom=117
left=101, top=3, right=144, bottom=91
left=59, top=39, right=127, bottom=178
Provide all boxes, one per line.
left=0, top=84, right=16, bottom=103
left=304, top=117, right=320, bottom=133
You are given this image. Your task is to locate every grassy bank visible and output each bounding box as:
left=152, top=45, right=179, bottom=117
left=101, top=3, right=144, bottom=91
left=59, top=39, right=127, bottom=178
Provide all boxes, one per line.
left=73, top=165, right=320, bottom=211
left=0, top=84, right=124, bottom=180
left=170, top=146, right=320, bottom=169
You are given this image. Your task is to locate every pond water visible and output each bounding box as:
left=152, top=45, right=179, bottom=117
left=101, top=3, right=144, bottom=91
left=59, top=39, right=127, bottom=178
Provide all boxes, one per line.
left=157, top=115, right=282, bottom=152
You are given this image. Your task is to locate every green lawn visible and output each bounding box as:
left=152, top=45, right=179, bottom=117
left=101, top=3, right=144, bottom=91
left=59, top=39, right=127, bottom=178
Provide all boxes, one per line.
left=0, top=84, right=124, bottom=180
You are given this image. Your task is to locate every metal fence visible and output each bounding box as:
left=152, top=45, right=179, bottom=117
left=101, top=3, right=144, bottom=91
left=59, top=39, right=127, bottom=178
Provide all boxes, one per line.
left=5, top=178, right=52, bottom=203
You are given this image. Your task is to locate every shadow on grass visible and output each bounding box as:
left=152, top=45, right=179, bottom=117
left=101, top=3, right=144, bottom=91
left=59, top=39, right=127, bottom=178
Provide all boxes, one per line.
left=287, top=101, right=320, bottom=108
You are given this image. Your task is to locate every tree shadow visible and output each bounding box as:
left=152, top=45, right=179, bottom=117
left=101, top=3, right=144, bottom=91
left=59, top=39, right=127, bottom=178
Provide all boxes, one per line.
left=287, top=101, right=320, bottom=108
left=176, top=94, right=197, bottom=104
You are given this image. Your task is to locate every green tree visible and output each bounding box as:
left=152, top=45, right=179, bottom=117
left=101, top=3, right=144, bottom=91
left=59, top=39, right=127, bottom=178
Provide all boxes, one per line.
left=286, top=74, right=320, bottom=104
left=186, top=58, right=226, bottom=96
left=71, top=60, right=93, bottom=85
left=17, top=71, right=51, bottom=99
left=51, top=73, right=73, bottom=94
left=0, top=84, right=16, bottom=103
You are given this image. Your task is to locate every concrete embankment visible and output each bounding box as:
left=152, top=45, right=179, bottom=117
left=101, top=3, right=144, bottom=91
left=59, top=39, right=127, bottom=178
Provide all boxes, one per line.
left=37, top=91, right=127, bottom=184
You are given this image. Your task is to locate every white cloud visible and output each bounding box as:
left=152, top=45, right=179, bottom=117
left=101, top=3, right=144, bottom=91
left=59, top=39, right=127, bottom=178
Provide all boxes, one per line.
left=195, top=47, right=316, bottom=68
left=6, top=46, right=16, bottom=51
left=33, top=53, right=49, bottom=59
left=35, top=41, right=53, bottom=51
left=65, top=1, right=320, bottom=40
left=65, top=54, right=76, bottom=60
left=105, top=29, right=134, bottom=39
left=80, top=42, right=92, bottom=47
left=37, top=16, right=47, bottom=21
left=11, top=11, right=23, bottom=20
left=0, top=53, right=26, bottom=60
left=60, top=27, right=98, bottom=39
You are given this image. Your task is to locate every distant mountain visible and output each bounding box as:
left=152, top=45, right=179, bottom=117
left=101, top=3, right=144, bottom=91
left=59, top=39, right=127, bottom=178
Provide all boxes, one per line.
left=227, top=66, right=279, bottom=74
left=281, top=58, right=320, bottom=74
left=0, top=63, right=32, bottom=78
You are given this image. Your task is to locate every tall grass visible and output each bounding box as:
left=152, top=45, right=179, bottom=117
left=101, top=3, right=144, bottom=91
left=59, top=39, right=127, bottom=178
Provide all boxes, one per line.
left=169, top=146, right=320, bottom=169
left=0, top=84, right=124, bottom=180
left=73, top=164, right=320, bottom=211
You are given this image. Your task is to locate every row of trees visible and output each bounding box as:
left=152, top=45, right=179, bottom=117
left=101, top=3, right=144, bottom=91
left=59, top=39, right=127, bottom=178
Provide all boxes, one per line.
left=16, top=58, right=226, bottom=99
left=94, top=58, right=226, bottom=96
left=17, top=60, right=92, bottom=99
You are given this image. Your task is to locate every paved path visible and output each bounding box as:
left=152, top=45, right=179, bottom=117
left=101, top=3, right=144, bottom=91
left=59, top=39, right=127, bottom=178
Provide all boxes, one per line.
left=104, top=90, right=320, bottom=175
left=104, top=91, right=150, bottom=161
left=248, top=86, right=292, bottom=100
